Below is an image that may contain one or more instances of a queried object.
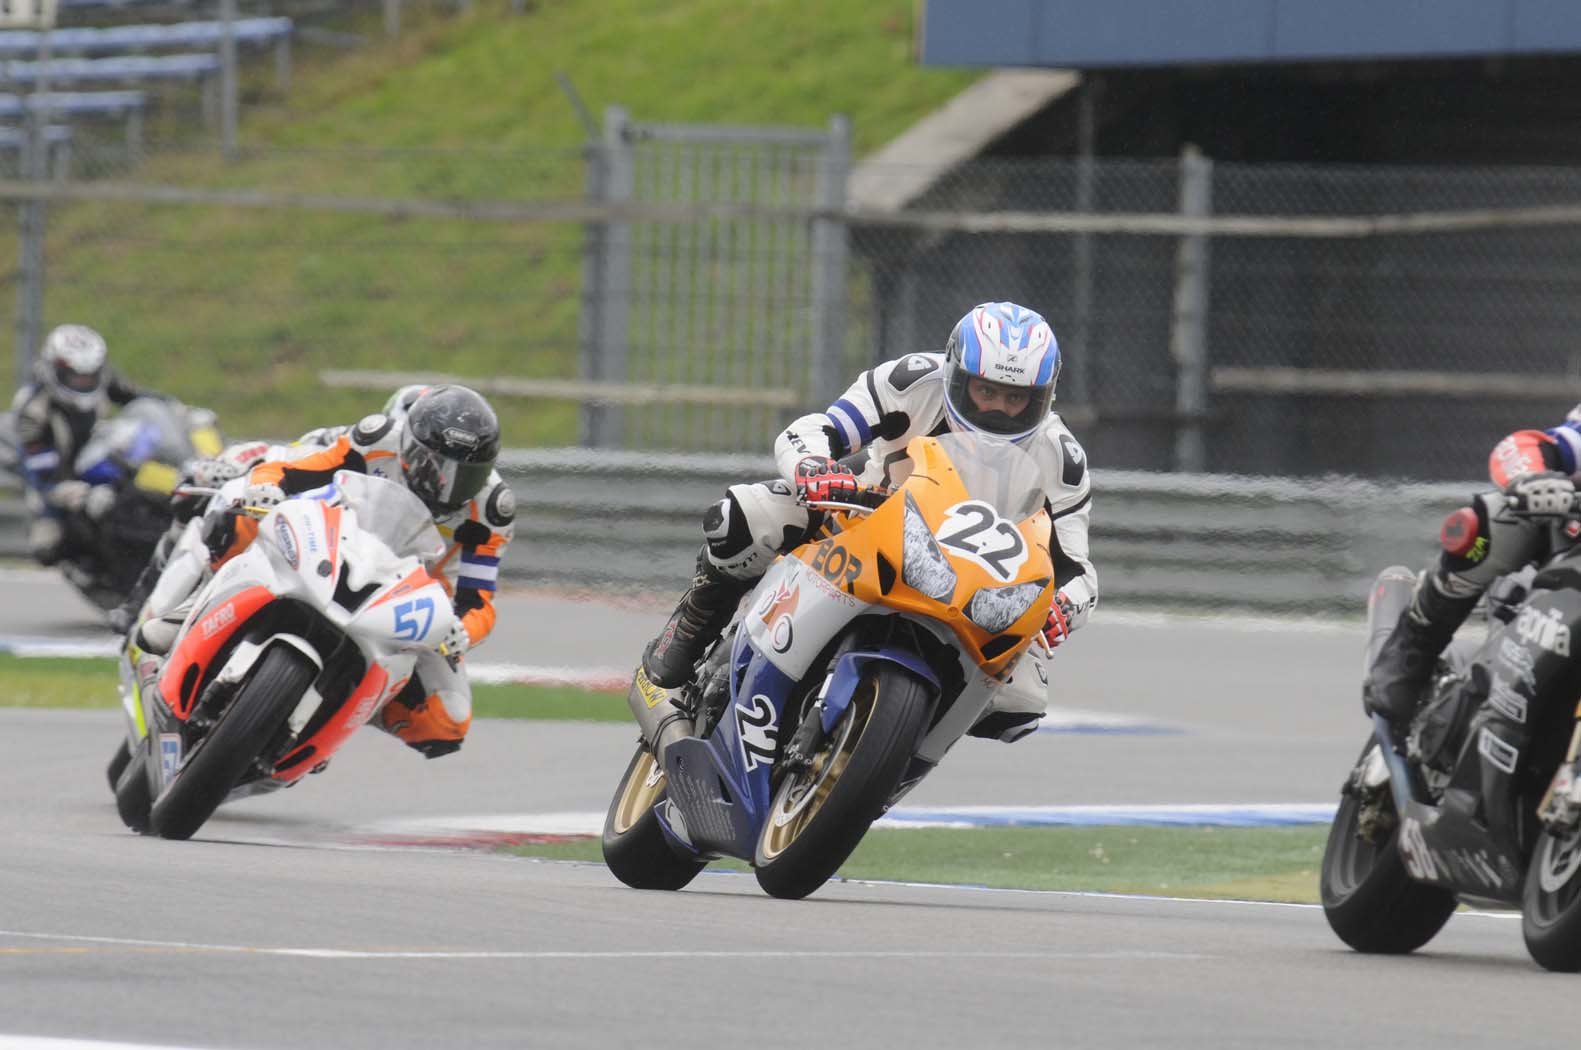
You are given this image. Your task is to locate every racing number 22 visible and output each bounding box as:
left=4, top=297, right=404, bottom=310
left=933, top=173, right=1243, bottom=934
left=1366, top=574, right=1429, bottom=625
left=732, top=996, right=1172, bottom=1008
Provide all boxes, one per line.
left=393, top=597, right=436, bottom=641
left=937, top=501, right=1027, bottom=580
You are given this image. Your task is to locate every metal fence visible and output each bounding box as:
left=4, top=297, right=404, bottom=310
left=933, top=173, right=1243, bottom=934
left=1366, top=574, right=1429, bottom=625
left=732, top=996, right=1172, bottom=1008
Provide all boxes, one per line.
left=8, top=130, right=1581, bottom=483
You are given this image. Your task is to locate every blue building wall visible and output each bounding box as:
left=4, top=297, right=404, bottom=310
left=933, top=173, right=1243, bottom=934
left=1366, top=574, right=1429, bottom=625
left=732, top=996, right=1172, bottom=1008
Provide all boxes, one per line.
left=921, top=0, right=1581, bottom=68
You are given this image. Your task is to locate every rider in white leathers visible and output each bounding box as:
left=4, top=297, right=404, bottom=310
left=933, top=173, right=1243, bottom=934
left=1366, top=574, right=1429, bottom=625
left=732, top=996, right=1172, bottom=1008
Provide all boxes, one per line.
left=642, top=301, right=1097, bottom=743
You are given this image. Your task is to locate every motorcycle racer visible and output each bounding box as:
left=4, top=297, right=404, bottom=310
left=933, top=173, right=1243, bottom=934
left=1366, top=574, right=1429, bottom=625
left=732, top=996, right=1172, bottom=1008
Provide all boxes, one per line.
left=13, top=324, right=167, bottom=566
left=1365, top=403, right=1581, bottom=733
left=641, top=301, right=1097, bottom=743
left=137, top=385, right=513, bottom=759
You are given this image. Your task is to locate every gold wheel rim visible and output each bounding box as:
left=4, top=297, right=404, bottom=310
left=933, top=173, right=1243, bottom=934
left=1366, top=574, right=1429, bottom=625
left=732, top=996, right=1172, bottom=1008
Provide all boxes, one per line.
left=612, top=749, right=666, bottom=836
left=758, top=678, right=878, bottom=861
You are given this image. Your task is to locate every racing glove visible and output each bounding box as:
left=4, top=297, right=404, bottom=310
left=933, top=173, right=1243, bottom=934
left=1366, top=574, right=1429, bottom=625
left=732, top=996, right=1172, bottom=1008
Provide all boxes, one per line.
left=440, top=619, right=470, bottom=665
left=241, top=482, right=287, bottom=512
left=47, top=479, right=91, bottom=513
left=1041, top=592, right=1076, bottom=649
left=794, top=456, right=859, bottom=503
left=83, top=484, right=116, bottom=521
left=1504, top=471, right=1576, bottom=516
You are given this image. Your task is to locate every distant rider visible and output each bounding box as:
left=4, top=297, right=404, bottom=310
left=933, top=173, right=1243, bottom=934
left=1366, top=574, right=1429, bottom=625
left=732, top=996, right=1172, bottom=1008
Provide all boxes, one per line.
left=640, top=301, right=1098, bottom=743
left=1365, top=405, right=1581, bottom=737
left=136, top=385, right=514, bottom=759
left=13, top=324, right=166, bottom=567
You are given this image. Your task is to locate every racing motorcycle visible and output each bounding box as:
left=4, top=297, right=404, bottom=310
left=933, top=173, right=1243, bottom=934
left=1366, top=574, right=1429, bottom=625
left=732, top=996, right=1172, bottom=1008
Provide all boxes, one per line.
left=109, top=470, right=459, bottom=840
left=0, top=397, right=222, bottom=614
left=1321, top=500, right=1581, bottom=971
left=602, top=432, right=1056, bottom=899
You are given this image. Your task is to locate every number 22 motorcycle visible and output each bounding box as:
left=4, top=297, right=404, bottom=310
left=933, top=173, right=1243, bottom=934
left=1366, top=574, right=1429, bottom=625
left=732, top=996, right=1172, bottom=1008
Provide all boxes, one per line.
left=1321, top=495, right=1581, bottom=971
left=110, top=470, right=459, bottom=840
left=601, top=432, right=1056, bottom=899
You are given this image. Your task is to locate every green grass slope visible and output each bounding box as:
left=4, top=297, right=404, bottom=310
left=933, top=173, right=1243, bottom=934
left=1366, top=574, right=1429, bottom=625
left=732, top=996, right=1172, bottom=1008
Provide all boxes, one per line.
left=17, top=0, right=976, bottom=444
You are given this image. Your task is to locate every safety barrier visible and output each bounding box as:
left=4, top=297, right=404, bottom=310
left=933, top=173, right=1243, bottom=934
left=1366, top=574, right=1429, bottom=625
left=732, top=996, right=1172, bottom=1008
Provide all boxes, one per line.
left=0, top=449, right=1477, bottom=614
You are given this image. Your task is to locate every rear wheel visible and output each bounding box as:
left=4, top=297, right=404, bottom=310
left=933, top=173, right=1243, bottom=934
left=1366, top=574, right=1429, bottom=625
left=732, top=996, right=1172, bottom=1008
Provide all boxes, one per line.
left=1320, top=744, right=1456, bottom=954
left=149, top=645, right=315, bottom=841
left=1522, top=823, right=1581, bottom=971
left=752, top=665, right=930, bottom=900
left=601, top=745, right=706, bottom=891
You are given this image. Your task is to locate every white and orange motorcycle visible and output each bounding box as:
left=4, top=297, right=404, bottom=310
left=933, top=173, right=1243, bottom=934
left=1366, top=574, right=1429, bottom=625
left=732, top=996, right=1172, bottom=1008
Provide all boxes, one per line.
left=603, top=432, right=1057, bottom=899
left=109, top=470, right=458, bottom=840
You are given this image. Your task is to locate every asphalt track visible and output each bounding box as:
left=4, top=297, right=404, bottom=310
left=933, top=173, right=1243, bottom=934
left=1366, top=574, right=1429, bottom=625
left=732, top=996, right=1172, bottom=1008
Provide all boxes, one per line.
left=3, top=569, right=1575, bottom=1048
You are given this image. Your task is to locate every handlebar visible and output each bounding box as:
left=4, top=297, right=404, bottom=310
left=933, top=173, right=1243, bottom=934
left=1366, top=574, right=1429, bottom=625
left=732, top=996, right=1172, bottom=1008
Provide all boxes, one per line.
left=803, top=486, right=893, bottom=515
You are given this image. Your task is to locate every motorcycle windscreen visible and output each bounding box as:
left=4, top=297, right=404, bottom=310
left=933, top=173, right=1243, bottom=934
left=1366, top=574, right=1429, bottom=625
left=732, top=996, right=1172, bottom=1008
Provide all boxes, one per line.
left=892, top=431, right=1049, bottom=522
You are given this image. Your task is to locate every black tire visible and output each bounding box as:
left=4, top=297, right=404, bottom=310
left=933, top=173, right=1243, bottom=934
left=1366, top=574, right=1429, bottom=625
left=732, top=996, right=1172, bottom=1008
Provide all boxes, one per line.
left=601, top=745, right=706, bottom=891
left=106, top=738, right=132, bottom=793
left=1320, top=745, right=1457, bottom=954
left=114, top=743, right=152, bottom=833
left=752, top=665, right=930, bottom=900
left=1522, top=824, right=1581, bottom=971
left=149, top=645, right=315, bottom=841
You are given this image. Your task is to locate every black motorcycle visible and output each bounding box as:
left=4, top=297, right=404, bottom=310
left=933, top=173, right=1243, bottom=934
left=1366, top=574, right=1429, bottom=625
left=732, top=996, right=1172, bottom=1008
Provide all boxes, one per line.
left=0, top=398, right=222, bottom=615
left=1321, top=505, right=1581, bottom=971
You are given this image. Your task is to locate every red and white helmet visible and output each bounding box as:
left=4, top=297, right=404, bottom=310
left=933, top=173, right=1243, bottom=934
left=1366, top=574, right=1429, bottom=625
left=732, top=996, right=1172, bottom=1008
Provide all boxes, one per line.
left=38, top=324, right=108, bottom=411
left=941, top=302, right=1060, bottom=445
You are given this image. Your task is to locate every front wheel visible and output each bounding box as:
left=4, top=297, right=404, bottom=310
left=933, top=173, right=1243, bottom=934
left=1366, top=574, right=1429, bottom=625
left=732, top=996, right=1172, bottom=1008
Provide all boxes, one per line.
left=106, top=738, right=132, bottom=793
left=752, top=665, right=930, bottom=900
left=1320, top=744, right=1456, bottom=954
left=149, top=645, right=315, bottom=841
left=1522, top=823, right=1581, bottom=971
left=601, top=746, right=706, bottom=891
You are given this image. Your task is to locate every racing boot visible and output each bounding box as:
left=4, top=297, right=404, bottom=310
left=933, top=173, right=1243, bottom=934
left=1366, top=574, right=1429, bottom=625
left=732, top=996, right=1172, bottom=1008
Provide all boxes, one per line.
left=135, top=599, right=193, bottom=657
left=1363, top=575, right=1480, bottom=736
left=641, top=547, right=753, bottom=688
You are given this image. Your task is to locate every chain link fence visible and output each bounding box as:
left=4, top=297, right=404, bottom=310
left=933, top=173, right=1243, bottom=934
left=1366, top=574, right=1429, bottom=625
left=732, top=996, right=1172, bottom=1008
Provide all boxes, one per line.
left=6, top=133, right=1581, bottom=479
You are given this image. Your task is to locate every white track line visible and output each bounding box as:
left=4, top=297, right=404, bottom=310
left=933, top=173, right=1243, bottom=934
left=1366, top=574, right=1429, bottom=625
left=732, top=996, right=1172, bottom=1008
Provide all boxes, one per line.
left=0, top=928, right=1207, bottom=961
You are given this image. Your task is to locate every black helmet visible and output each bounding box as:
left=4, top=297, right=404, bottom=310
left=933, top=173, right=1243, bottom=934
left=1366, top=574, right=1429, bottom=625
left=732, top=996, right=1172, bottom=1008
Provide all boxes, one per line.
left=400, top=385, right=501, bottom=514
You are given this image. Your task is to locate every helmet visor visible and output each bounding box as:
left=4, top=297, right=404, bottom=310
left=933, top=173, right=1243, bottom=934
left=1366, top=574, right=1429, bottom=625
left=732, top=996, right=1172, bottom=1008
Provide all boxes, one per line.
left=401, top=435, right=493, bottom=512
left=944, top=368, right=1054, bottom=438
left=54, top=359, right=103, bottom=394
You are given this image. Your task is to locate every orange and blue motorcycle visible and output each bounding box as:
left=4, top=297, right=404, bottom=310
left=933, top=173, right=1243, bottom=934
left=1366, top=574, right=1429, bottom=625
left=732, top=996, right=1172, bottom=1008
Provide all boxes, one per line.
left=602, top=432, right=1056, bottom=899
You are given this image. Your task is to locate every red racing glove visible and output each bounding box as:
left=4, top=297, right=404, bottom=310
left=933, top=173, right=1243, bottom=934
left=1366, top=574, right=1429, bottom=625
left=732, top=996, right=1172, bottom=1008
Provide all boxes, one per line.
left=795, top=456, right=859, bottom=503
left=1042, top=592, right=1075, bottom=649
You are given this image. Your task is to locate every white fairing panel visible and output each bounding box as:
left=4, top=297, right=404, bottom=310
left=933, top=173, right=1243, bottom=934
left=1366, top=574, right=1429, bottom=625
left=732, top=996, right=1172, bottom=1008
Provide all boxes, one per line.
left=742, top=557, right=868, bottom=679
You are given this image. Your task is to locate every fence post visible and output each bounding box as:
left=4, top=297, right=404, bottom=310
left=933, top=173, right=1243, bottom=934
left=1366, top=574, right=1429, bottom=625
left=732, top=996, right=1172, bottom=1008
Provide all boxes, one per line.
left=582, top=106, right=633, bottom=448
left=14, top=19, right=53, bottom=386
left=1169, top=144, right=1213, bottom=472
left=382, top=0, right=400, bottom=38
left=1067, top=75, right=1099, bottom=406
left=219, top=0, right=238, bottom=160
left=809, top=114, right=851, bottom=408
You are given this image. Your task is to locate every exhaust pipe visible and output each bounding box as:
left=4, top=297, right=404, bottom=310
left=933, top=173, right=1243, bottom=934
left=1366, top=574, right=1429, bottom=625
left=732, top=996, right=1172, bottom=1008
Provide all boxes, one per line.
left=626, top=666, right=692, bottom=762
left=1365, top=565, right=1417, bottom=675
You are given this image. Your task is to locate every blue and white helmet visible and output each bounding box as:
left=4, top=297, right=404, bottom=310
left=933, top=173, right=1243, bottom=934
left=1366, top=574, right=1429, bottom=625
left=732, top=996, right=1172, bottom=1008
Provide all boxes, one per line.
left=941, top=302, right=1060, bottom=445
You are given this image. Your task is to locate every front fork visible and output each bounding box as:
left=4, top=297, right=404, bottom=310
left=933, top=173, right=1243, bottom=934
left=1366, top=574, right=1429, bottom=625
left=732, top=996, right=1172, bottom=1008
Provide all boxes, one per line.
left=1537, top=715, right=1581, bottom=834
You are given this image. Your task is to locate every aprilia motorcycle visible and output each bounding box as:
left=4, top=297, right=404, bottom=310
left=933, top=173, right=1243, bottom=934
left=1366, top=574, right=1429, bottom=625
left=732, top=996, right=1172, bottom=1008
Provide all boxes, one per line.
left=1322, top=502, right=1581, bottom=970
left=109, top=470, right=457, bottom=840
left=603, top=432, right=1055, bottom=899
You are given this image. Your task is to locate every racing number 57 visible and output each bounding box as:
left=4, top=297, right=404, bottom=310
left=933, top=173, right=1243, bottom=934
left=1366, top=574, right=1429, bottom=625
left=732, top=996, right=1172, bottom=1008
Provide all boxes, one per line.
left=393, top=596, right=436, bottom=641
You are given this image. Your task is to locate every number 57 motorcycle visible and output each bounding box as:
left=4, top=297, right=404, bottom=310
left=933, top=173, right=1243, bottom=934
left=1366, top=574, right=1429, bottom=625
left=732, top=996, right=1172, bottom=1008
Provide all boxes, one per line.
left=602, top=432, right=1056, bottom=900
left=110, top=470, right=459, bottom=840
left=1321, top=496, right=1581, bottom=971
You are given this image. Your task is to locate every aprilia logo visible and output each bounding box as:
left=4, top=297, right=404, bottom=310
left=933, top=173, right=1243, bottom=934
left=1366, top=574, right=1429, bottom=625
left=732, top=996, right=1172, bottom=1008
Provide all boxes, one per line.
left=1515, top=606, right=1571, bottom=656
